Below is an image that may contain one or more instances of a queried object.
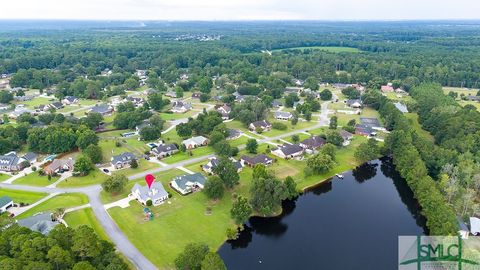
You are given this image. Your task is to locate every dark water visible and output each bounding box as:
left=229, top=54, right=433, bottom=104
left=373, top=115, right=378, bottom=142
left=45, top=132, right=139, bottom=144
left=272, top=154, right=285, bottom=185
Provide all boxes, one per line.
left=218, top=158, right=427, bottom=270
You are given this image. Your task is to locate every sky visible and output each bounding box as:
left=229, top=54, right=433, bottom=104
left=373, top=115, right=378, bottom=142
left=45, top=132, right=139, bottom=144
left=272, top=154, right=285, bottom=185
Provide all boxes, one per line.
left=1, top=0, right=479, bottom=21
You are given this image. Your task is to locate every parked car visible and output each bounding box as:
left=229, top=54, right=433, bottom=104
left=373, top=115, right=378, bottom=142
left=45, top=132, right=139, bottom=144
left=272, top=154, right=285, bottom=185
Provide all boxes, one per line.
left=103, top=168, right=110, bottom=173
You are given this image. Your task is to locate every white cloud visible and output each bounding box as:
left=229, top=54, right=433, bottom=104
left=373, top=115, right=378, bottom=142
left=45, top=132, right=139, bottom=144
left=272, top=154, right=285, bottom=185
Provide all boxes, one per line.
left=0, top=0, right=479, bottom=20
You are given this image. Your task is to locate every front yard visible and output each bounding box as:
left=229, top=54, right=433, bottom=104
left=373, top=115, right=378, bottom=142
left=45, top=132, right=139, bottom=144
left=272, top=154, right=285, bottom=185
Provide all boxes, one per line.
left=0, top=188, right=47, bottom=204
left=56, top=169, right=110, bottom=188
left=14, top=172, right=60, bottom=187
left=17, top=193, right=89, bottom=219
left=64, top=208, right=109, bottom=240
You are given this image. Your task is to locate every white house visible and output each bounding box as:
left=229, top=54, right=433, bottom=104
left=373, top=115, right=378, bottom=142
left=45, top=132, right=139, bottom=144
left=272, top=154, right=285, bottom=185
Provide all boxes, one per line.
left=0, top=196, right=13, bottom=213
left=131, top=182, right=169, bottom=206
left=182, top=136, right=209, bottom=149
left=216, top=104, right=232, bottom=120
left=61, top=96, right=79, bottom=105
left=170, top=173, right=207, bottom=195
left=274, top=111, right=293, bottom=121
left=171, top=101, right=192, bottom=113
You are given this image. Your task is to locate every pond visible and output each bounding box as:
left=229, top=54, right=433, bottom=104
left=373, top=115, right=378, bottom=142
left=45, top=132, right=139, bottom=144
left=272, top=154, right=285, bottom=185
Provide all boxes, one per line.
left=218, top=158, right=427, bottom=269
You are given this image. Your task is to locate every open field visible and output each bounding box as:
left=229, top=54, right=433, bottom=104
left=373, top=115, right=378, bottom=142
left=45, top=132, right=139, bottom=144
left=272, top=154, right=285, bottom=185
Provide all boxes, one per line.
left=272, top=46, right=362, bottom=53
left=64, top=208, right=109, bottom=240
left=14, top=172, right=60, bottom=186
left=0, top=188, right=47, bottom=204
left=17, top=193, right=89, bottom=218
left=0, top=173, right=10, bottom=182
left=161, top=146, right=214, bottom=164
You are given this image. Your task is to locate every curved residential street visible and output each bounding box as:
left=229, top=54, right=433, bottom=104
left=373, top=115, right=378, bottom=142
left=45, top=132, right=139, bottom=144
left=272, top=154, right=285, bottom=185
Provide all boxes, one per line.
left=0, top=102, right=331, bottom=269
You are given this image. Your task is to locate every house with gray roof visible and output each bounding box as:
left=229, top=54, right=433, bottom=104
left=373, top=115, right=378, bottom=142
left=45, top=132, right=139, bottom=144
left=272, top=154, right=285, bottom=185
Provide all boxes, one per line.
left=393, top=102, right=409, bottom=113
left=300, top=136, right=326, bottom=152
left=170, top=173, right=207, bottom=195
left=272, top=144, right=304, bottom=159
left=152, top=144, right=178, bottom=158
left=61, top=96, right=79, bottom=105
left=9, top=106, right=33, bottom=119
left=171, top=100, right=192, bottom=113
left=182, top=136, right=209, bottom=149
left=339, top=130, right=354, bottom=146
left=88, top=104, right=113, bottom=116
left=202, top=157, right=243, bottom=174
left=457, top=217, right=470, bottom=239
left=345, top=99, right=362, bottom=108
left=274, top=111, right=293, bottom=121
left=131, top=182, right=169, bottom=206
left=0, top=196, right=13, bottom=213
left=216, top=104, right=232, bottom=120
left=249, top=120, right=272, bottom=132
left=272, top=100, right=283, bottom=108
left=50, top=102, right=64, bottom=110
left=240, top=154, right=273, bottom=167
left=22, top=152, right=38, bottom=163
left=17, top=212, right=60, bottom=235
left=0, top=152, right=27, bottom=172
left=226, top=129, right=241, bottom=140
left=111, top=152, right=137, bottom=169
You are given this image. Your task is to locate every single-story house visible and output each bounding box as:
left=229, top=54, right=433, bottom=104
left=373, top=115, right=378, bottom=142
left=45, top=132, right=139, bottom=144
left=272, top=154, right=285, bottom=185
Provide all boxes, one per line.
left=300, top=136, right=326, bottom=151
left=339, top=130, right=354, bottom=146
left=182, top=136, right=209, bottom=149
left=44, top=158, right=74, bottom=175
left=216, top=104, right=232, bottom=120
left=171, top=101, right=192, bottom=113
left=233, top=92, right=245, bottom=103
left=131, top=182, right=169, bottom=206
left=293, top=100, right=305, bottom=109
left=345, top=99, right=362, bottom=108
left=202, top=157, right=243, bottom=174
left=50, top=102, right=64, bottom=110
left=36, top=104, right=51, bottom=113
left=22, top=152, right=38, bottom=164
left=0, top=152, right=27, bottom=172
left=62, top=96, right=79, bottom=105
left=381, top=85, right=394, bottom=92
left=470, top=217, right=480, bottom=236
left=274, top=111, right=293, bottom=121
left=9, top=107, right=33, bottom=119
left=333, top=83, right=350, bottom=89
left=165, top=91, right=177, bottom=98
left=125, top=96, right=144, bottom=106
left=135, top=120, right=151, bottom=135
left=17, top=212, right=60, bottom=235
left=393, top=102, right=409, bottom=113
left=240, top=154, right=273, bottom=167
left=355, top=124, right=375, bottom=136
left=226, top=129, right=241, bottom=140
left=249, top=120, right=272, bottom=132
left=458, top=217, right=470, bottom=239
left=0, top=196, right=13, bottom=213
left=170, top=173, right=207, bottom=195
left=152, top=144, right=178, bottom=158
left=111, top=152, right=137, bottom=169
left=88, top=104, right=114, bottom=116
left=272, top=100, right=283, bottom=108
left=272, top=144, right=304, bottom=159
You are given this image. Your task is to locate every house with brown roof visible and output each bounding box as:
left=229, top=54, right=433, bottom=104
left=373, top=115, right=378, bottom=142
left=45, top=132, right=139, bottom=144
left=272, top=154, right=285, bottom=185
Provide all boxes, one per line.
left=44, top=158, right=74, bottom=175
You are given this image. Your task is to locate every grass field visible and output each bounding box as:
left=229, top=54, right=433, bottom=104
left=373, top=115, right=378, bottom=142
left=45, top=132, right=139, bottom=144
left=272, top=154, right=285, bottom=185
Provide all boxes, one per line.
left=0, top=188, right=46, bottom=204
left=0, top=173, right=10, bottom=182
left=15, top=97, right=52, bottom=108
left=14, top=172, right=60, bottom=186
left=57, top=169, right=110, bottom=188
left=17, top=193, right=89, bottom=218
left=262, top=116, right=318, bottom=137
left=64, top=208, right=109, bottom=240
left=162, top=146, right=214, bottom=164
left=159, top=111, right=197, bottom=121
left=405, top=113, right=434, bottom=142
left=273, top=46, right=361, bottom=53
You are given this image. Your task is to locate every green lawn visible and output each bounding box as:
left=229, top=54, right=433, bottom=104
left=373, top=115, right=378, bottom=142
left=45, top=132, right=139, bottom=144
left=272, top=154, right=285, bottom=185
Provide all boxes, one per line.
left=162, top=146, right=214, bottom=164
left=56, top=169, right=110, bottom=188
left=405, top=113, right=434, bottom=142
left=229, top=136, right=250, bottom=147
left=159, top=111, right=197, bottom=121
left=113, top=160, right=160, bottom=177
left=109, top=190, right=234, bottom=269
left=14, top=172, right=60, bottom=187
left=284, top=133, right=310, bottom=143
left=15, top=97, right=52, bottom=108
left=0, top=188, right=47, bottom=204
left=183, top=161, right=208, bottom=174
left=17, top=193, right=89, bottom=219
left=0, top=173, right=10, bottom=182
left=100, top=169, right=185, bottom=204
left=272, top=46, right=361, bottom=53
left=262, top=115, right=318, bottom=137
left=64, top=208, right=109, bottom=240
left=78, top=99, right=101, bottom=106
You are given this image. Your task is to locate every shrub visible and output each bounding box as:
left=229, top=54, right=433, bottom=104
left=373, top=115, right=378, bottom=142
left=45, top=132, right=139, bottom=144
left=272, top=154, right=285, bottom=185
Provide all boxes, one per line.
left=272, top=122, right=287, bottom=130
left=146, top=200, right=152, bottom=206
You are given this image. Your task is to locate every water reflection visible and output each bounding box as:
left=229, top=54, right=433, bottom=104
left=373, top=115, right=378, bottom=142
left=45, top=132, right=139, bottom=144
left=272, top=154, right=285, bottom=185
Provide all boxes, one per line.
left=352, top=162, right=378, bottom=183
